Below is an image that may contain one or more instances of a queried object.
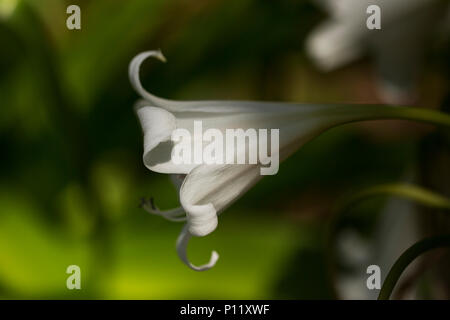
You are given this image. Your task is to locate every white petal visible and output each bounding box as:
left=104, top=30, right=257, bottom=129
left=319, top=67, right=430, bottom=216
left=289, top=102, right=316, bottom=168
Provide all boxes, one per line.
left=130, top=50, right=339, bottom=114
left=306, top=22, right=362, bottom=71
left=135, top=103, right=195, bottom=174
left=307, top=0, right=444, bottom=73
left=176, top=224, right=219, bottom=271
left=180, top=164, right=262, bottom=237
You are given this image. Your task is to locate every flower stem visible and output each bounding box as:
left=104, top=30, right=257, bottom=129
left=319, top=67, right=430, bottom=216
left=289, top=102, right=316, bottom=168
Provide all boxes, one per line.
left=333, top=184, right=450, bottom=217
left=340, top=104, right=450, bottom=128
left=327, top=184, right=450, bottom=247
left=378, top=235, right=450, bottom=300
left=381, top=106, right=450, bottom=127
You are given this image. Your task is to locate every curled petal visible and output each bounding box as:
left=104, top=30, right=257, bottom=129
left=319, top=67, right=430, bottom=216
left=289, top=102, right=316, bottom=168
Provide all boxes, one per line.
left=176, top=224, right=219, bottom=271
left=129, top=50, right=167, bottom=106
left=183, top=203, right=218, bottom=237
left=180, top=164, right=262, bottom=237
left=129, top=50, right=188, bottom=111
left=129, top=50, right=315, bottom=114
left=135, top=104, right=174, bottom=152
left=135, top=104, right=193, bottom=174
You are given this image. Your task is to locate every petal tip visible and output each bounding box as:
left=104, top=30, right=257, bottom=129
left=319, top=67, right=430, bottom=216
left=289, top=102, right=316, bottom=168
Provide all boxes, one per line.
left=187, top=250, right=219, bottom=272
left=177, top=225, right=220, bottom=271
left=156, top=49, right=167, bottom=63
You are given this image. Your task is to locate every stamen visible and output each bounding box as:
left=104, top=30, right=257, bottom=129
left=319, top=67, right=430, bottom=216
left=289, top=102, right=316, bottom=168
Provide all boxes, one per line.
left=140, top=197, right=187, bottom=222
left=176, top=224, right=219, bottom=271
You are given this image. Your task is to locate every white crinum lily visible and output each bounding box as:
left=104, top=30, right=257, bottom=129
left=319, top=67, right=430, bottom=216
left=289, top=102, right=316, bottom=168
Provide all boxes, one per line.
left=130, top=50, right=450, bottom=271
left=306, top=0, right=449, bottom=104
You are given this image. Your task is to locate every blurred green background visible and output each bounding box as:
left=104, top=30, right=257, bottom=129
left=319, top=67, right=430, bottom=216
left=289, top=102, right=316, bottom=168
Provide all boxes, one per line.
left=0, top=0, right=449, bottom=299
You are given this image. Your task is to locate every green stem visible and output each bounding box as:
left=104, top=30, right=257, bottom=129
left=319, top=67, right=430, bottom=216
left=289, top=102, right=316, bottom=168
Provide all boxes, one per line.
left=327, top=184, right=450, bottom=247
left=336, top=104, right=450, bottom=128
left=333, top=184, right=450, bottom=217
left=378, top=235, right=450, bottom=300
left=380, top=106, right=450, bottom=128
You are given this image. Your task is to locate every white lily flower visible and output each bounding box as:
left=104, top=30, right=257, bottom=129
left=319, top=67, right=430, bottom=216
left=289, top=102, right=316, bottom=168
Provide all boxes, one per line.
left=307, top=0, right=449, bottom=104
left=130, top=50, right=446, bottom=271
